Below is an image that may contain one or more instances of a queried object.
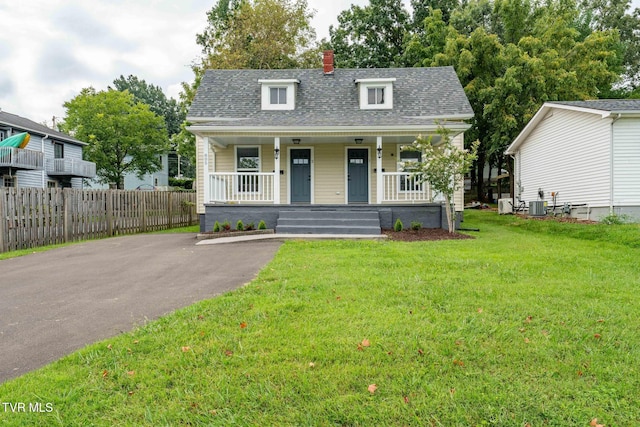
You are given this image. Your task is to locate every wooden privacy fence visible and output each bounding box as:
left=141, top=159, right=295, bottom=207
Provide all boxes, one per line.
left=0, top=188, right=197, bottom=253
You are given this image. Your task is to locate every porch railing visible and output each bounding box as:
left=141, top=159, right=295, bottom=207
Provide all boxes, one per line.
left=46, top=158, right=97, bottom=178
left=0, top=147, right=44, bottom=170
left=208, top=172, right=276, bottom=203
left=381, top=172, right=441, bottom=203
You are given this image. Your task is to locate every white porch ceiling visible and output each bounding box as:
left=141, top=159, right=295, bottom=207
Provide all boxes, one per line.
left=205, top=133, right=445, bottom=147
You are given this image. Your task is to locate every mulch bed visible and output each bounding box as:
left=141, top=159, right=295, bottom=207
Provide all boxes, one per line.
left=382, top=228, right=476, bottom=242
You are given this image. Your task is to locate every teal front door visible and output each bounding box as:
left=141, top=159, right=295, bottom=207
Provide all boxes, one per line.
left=291, top=149, right=311, bottom=203
left=348, top=148, right=368, bottom=203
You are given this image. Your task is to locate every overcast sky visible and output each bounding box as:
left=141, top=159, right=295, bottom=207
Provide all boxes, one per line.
left=1, top=0, right=638, bottom=126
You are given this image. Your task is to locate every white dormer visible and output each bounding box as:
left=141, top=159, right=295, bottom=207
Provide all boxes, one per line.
left=355, top=78, right=396, bottom=110
left=258, top=79, right=300, bottom=111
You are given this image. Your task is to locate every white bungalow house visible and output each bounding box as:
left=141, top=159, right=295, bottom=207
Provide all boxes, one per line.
left=0, top=110, right=96, bottom=188
left=505, top=100, right=640, bottom=221
left=187, top=52, right=474, bottom=233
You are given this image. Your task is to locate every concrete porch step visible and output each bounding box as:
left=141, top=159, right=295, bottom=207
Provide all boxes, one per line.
left=276, top=210, right=381, bottom=235
left=277, top=218, right=381, bottom=227
left=277, top=210, right=380, bottom=220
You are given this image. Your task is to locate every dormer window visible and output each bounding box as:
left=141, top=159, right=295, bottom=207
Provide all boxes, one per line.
left=356, top=78, right=396, bottom=110
left=368, top=87, right=385, bottom=105
left=270, top=87, right=287, bottom=105
left=259, top=79, right=300, bottom=110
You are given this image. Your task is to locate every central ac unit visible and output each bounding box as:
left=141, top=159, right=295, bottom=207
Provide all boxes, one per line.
left=498, top=198, right=513, bottom=214
left=529, top=200, right=547, bottom=216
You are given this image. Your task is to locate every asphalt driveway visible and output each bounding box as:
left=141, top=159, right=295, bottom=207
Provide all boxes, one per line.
left=0, top=234, right=281, bottom=383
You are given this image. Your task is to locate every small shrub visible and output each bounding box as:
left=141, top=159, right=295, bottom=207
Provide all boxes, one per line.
left=221, top=220, right=231, bottom=231
left=411, top=221, right=422, bottom=230
left=213, top=221, right=221, bottom=232
left=394, top=218, right=404, bottom=232
left=601, top=213, right=631, bottom=225
left=169, top=177, right=194, bottom=189
left=258, top=220, right=267, bottom=230
left=236, top=220, right=245, bottom=231
left=245, top=222, right=255, bottom=231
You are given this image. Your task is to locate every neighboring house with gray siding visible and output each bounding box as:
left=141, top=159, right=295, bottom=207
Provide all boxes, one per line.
left=87, top=154, right=170, bottom=190
left=187, top=52, right=474, bottom=233
left=0, top=110, right=95, bottom=188
left=505, top=100, right=640, bottom=220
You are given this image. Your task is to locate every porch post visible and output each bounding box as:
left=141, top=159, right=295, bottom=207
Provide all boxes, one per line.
left=202, top=136, right=210, bottom=204
left=376, top=136, right=383, bottom=204
left=274, top=137, right=281, bottom=204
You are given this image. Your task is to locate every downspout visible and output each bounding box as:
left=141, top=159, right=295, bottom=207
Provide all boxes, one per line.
left=609, top=114, right=622, bottom=214
left=509, top=153, right=517, bottom=201
left=41, top=134, right=49, bottom=188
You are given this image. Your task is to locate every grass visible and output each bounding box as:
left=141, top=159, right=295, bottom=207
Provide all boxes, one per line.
left=1, top=211, right=639, bottom=426
left=149, top=224, right=200, bottom=234
left=0, top=243, right=75, bottom=261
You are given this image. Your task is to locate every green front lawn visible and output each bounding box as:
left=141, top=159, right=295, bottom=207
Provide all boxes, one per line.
left=1, top=211, right=638, bottom=426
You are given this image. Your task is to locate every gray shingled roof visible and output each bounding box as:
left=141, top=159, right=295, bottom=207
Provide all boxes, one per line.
left=0, top=110, right=86, bottom=145
left=551, top=99, right=640, bottom=112
left=188, top=67, right=473, bottom=128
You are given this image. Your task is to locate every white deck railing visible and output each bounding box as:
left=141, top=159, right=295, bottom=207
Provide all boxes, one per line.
left=381, top=172, right=443, bottom=203
left=208, top=172, right=276, bottom=203
left=206, top=171, right=444, bottom=204
left=46, top=158, right=96, bottom=178
left=0, top=147, right=44, bottom=170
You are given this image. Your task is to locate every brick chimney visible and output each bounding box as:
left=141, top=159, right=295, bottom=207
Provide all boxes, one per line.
left=323, top=50, right=334, bottom=75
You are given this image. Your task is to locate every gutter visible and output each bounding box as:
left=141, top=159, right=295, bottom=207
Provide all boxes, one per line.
left=41, top=134, right=49, bottom=188
left=186, top=123, right=472, bottom=135
left=186, top=113, right=475, bottom=123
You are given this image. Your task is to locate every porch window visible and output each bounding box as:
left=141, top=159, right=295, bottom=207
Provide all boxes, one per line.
left=236, top=146, right=260, bottom=193
left=399, top=149, right=423, bottom=192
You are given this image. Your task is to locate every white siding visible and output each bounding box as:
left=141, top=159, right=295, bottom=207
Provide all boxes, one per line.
left=516, top=108, right=611, bottom=207
left=612, top=118, right=640, bottom=205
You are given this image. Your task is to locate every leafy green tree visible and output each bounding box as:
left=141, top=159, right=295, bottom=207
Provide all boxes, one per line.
left=179, top=0, right=319, bottom=179
left=111, top=75, right=190, bottom=178
left=403, top=127, right=479, bottom=233
left=403, top=9, right=455, bottom=66
left=410, top=0, right=459, bottom=28
left=197, top=0, right=319, bottom=70
left=62, top=88, right=169, bottom=189
left=196, top=0, right=244, bottom=60
left=328, top=0, right=410, bottom=68
left=449, top=0, right=498, bottom=37
left=111, top=75, right=183, bottom=138
left=405, top=3, right=622, bottom=200
left=579, top=0, right=640, bottom=86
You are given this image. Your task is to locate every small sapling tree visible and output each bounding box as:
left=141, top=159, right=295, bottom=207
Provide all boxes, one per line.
left=402, top=126, right=479, bottom=233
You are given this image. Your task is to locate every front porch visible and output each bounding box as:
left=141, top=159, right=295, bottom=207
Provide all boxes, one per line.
left=195, top=131, right=467, bottom=234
